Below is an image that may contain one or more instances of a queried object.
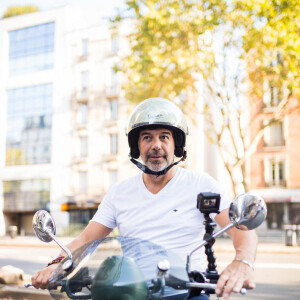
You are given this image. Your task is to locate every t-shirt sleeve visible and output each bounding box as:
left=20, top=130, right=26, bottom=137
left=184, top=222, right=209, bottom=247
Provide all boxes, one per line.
left=92, top=189, right=117, bottom=229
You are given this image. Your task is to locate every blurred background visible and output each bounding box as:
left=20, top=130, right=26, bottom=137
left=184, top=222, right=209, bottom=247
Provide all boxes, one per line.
left=0, top=0, right=299, bottom=242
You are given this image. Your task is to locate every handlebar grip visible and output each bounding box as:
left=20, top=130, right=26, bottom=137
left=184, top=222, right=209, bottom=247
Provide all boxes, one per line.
left=186, top=282, right=247, bottom=295
left=24, top=282, right=32, bottom=288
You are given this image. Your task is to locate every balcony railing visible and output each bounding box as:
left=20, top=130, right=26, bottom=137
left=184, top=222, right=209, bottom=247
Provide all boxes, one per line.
left=77, top=55, right=88, bottom=62
left=264, top=140, right=285, bottom=148
left=72, top=89, right=91, bottom=104
left=105, top=85, right=120, bottom=99
left=72, top=156, right=88, bottom=165
left=265, top=180, right=287, bottom=188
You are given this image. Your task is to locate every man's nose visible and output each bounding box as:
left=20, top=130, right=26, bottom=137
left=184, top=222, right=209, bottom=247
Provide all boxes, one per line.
left=151, top=137, right=162, bottom=150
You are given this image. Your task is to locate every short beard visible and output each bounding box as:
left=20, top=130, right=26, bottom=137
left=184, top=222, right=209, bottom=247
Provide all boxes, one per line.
left=145, top=151, right=171, bottom=172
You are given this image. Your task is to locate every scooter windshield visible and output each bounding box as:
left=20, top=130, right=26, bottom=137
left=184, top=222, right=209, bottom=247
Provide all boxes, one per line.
left=48, top=236, right=189, bottom=300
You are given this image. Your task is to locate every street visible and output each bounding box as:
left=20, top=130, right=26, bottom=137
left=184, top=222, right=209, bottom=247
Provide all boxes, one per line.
left=0, top=246, right=58, bottom=276
left=214, top=250, right=300, bottom=299
left=0, top=241, right=300, bottom=300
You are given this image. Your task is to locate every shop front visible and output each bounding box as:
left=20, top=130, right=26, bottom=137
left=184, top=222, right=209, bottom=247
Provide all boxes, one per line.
left=250, top=188, right=300, bottom=229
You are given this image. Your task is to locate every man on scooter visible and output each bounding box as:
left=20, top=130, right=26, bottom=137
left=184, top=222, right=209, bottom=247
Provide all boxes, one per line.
left=32, top=97, right=257, bottom=299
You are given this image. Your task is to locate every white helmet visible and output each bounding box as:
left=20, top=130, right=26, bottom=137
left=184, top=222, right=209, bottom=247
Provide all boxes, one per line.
left=126, top=98, right=188, bottom=172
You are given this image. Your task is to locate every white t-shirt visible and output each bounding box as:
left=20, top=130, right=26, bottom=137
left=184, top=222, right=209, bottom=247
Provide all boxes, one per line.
left=92, top=167, right=230, bottom=272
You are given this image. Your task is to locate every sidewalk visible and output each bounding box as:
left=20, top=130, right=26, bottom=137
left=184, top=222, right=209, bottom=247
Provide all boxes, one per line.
left=215, top=237, right=300, bottom=254
left=0, top=284, right=51, bottom=300
left=1, top=234, right=300, bottom=254
left=0, top=235, right=73, bottom=249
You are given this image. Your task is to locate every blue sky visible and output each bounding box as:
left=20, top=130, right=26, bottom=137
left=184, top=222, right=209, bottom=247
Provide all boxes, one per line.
left=0, top=0, right=125, bottom=19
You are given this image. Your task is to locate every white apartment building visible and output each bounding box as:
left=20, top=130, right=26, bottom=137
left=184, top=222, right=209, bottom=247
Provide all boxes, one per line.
left=0, top=5, right=222, bottom=236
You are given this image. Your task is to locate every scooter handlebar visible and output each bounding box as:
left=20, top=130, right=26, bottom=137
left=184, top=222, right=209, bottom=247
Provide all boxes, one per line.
left=186, top=282, right=247, bottom=295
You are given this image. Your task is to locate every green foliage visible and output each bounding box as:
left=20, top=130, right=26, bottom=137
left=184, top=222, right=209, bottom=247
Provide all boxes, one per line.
left=2, top=5, right=39, bottom=18
left=112, top=0, right=300, bottom=193
left=113, top=0, right=228, bottom=105
left=231, top=0, right=300, bottom=99
left=114, top=0, right=300, bottom=103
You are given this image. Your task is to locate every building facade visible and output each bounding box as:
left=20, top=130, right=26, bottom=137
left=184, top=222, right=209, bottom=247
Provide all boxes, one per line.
left=0, top=6, right=134, bottom=235
left=0, top=6, right=220, bottom=236
left=248, top=88, right=300, bottom=229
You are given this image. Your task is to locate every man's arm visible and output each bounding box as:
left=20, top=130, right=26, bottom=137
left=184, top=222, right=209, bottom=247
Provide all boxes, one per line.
left=215, top=208, right=258, bottom=299
left=57, top=221, right=113, bottom=256
left=31, top=221, right=112, bottom=289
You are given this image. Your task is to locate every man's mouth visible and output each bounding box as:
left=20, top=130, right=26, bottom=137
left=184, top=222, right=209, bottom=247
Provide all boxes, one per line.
left=147, top=153, right=166, bottom=161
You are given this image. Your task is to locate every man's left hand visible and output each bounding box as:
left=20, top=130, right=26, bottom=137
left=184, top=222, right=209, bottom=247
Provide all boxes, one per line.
left=215, top=259, right=255, bottom=299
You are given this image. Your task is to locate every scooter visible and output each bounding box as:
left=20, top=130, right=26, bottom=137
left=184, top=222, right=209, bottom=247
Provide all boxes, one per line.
left=25, top=193, right=267, bottom=299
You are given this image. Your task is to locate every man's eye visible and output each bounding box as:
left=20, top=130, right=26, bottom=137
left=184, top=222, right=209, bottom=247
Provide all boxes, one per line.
left=161, top=135, right=169, bottom=140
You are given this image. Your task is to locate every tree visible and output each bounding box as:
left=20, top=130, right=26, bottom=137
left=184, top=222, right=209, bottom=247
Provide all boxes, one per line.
left=2, top=5, right=39, bottom=19
left=231, top=0, right=300, bottom=102
left=202, top=24, right=250, bottom=196
left=226, top=0, right=300, bottom=193
left=112, top=0, right=300, bottom=195
left=112, top=0, right=228, bottom=112
left=113, top=1, right=251, bottom=195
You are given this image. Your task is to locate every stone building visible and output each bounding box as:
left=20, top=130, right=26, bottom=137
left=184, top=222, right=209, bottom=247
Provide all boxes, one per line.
left=0, top=5, right=219, bottom=236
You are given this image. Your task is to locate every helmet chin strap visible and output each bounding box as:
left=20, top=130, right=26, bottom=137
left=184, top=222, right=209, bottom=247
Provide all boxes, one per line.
left=130, top=151, right=187, bottom=177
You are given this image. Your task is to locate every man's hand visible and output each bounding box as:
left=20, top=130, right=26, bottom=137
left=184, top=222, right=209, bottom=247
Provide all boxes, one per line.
left=31, top=264, right=58, bottom=289
left=215, top=209, right=258, bottom=298
left=215, top=259, right=255, bottom=299
left=31, top=222, right=112, bottom=290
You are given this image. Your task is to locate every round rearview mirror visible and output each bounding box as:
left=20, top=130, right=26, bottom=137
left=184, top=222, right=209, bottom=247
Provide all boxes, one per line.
left=32, top=210, right=56, bottom=243
left=229, top=193, right=267, bottom=230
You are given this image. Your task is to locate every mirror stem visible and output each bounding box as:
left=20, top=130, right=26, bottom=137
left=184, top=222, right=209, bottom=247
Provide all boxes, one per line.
left=186, top=223, right=234, bottom=273
left=46, top=229, right=73, bottom=260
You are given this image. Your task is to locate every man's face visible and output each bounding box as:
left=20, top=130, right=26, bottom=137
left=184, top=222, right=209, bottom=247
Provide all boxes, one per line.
left=138, top=128, right=175, bottom=172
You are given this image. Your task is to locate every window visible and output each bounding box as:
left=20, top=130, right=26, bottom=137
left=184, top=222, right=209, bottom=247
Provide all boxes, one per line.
left=111, top=68, right=118, bottom=89
left=3, top=179, right=50, bottom=212
left=6, top=83, right=53, bottom=165
left=264, top=120, right=285, bottom=147
left=80, top=136, right=88, bottom=158
left=79, top=172, right=87, bottom=194
left=263, top=81, right=284, bottom=108
left=69, top=209, right=97, bottom=225
left=107, top=68, right=119, bottom=96
left=109, top=100, right=118, bottom=121
left=109, top=170, right=118, bottom=188
left=78, top=104, right=88, bottom=125
left=264, top=160, right=286, bottom=187
left=270, top=85, right=283, bottom=107
left=111, top=34, right=119, bottom=53
left=9, top=22, right=55, bottom=75
left=82, top=39, right=89, bottom=58
left=81, top=71, right=89, bottom=98
left=110, top=134, right=118, bottom=155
